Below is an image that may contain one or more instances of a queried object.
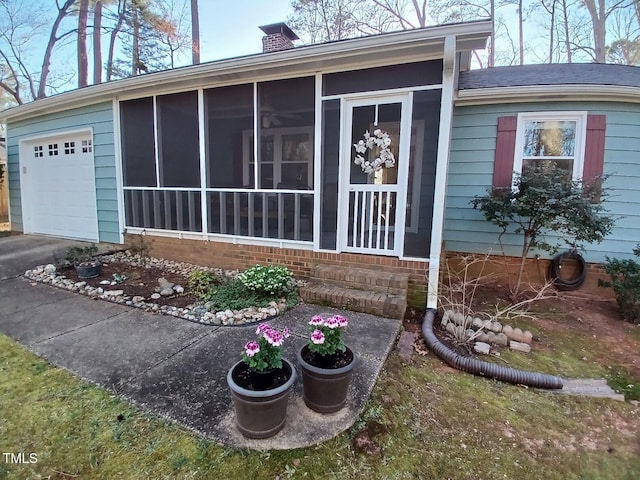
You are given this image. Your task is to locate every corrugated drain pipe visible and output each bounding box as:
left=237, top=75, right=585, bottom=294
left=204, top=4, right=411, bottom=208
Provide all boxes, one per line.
left=422, top=309, right=564, bottom=389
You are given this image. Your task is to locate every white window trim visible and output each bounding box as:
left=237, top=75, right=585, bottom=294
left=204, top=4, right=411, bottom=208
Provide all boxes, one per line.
left=513, top=111, right=588, bottom=183
left=242, top=126, right=314, bottom=189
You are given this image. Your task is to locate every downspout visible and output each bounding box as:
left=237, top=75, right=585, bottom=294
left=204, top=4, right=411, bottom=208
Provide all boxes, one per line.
left=427, top=35, right=457, bottom=310
left=422, top=309, right=563, bottom=389
left=421, top=38, right=563, bottom=390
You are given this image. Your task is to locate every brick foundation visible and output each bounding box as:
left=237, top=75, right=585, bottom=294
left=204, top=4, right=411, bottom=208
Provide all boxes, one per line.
left=125, top=234, right=429, bottom=308
left=445, top=252, right=615, bottom=298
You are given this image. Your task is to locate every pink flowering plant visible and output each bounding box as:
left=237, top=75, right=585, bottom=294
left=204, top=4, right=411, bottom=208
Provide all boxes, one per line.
left=242, top=323, right=290, bottom=372
left=307, top=314, right=348, bottom=356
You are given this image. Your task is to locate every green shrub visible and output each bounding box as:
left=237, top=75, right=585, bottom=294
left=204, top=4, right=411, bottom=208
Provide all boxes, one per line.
left=599, top=244, right=640, bottom=324
left=205, top=278, right=273, bottom=312
left=64, top=244, right=98, bottom=266
left=238, top=264, right=294, bottom=296
left=187, top=270, right=218, bottom=301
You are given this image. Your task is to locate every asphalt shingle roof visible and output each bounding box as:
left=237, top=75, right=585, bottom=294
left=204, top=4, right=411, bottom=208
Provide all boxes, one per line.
left=459, top=63, right=640, bottom=89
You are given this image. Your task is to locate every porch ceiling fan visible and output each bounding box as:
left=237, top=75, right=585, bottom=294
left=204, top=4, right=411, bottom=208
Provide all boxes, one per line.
left=260, top=105, right=301, bottom=128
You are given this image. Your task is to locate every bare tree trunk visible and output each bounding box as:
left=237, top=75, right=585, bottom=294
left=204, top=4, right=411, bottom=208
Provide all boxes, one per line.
left=518, top=0, right=524, bottom=65
left=190, top=0, right=200, bottom=64
left=489, top=0, right=495, bottom=67
left=106, top=0, right=127, bottom=81
left=583, top=0, right=609, bottom=63
left=78, top=0, right=89, bottom=88
left=37, top=0, right=76, bottom=99
left=562, top=0, right=572, bottom=62
left=132, top=4, right=139, bottom=75
left=548, top=0, right=557, bottom=63
left=93, top=1, right=103, bottom=84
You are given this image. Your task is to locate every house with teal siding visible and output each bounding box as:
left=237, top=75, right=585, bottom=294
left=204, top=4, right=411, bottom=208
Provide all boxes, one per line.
left=1, top=20, right=639, bottom=312
left=447, top=64, right=640, bottom=270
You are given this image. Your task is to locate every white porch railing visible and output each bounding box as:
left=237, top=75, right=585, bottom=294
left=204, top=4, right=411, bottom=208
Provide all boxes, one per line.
left=206, top=189, right=313, bottom=241
left=123, top=187, right=314, bottom=241
left=346, top=187, right=397, bottom=253
left=124, top=187, right=202, bottom=232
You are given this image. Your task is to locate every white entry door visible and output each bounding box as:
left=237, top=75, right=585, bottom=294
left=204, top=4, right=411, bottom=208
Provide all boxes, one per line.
left=339, top=94, right=412, bottom=256
left=21, top=131, right=99, bottom=242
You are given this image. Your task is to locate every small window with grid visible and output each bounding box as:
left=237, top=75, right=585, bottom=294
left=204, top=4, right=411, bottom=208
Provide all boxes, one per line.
left=34, top=145, right=44, bottom=158
left=48, top=143, right=59, bottom=156
left=81, top=139, right=92, bottom=153
left=64, top=141, right=76, bottom=154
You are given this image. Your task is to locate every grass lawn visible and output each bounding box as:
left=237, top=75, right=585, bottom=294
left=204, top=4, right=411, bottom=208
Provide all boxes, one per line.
left=2, top=306, right=639, bottom=480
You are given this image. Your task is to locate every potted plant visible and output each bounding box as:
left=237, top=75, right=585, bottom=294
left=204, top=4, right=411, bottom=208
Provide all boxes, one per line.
left=226, top=323, right=296, bottom=439
left=64, top=244, right=101, bottom=279
left=297, top=314, right=356, bottom=413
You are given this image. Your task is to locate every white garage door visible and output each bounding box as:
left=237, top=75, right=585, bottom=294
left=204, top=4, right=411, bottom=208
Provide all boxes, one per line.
left=21, top=131, right=99, bottom=242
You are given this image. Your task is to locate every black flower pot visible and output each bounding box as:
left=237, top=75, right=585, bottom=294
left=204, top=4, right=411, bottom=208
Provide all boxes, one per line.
left=297, top=345, right=355, bottom=414
left=227, top=359, right=296, bottom=439
left=75, top=261, right=101, bottom=279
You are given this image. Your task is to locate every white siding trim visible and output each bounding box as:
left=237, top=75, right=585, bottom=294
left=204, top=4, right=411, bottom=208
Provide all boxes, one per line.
left=125, top=226, right=314, bottom=249
left=313, top=72, right=322, bottom=251
left=197, top=89, right=208, bottom=235
left=112, top=99, right=126, bottom=244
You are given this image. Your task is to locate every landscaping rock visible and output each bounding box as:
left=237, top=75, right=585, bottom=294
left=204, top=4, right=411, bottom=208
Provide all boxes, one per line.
left=44, top=264, right=56, bottom=274
left=103, top=290, right=124, bottom=297
left=488, top=321, right=503, bottom=333
left=173, top=285, right=184, bottom=294
left=132, top=295, right=145, bottom=303
left=159, top=287, right=174, bottom=297
left=150, top=293, right=161, bottom=300
left=157, top=277, right=174, bottom=291
left=100, top=280, right=111, bottom=285
left=474, top=342, right=491, bottom=354
left=472, top=317, right=484, bottom=329
left=494, top=332, right=509, bottom=346
left=397, top=331, right=418, bottom=363
left=502, top=324, right=513, bottom=338
left=476, top=332, right=490, bottom=343
left=509, top=340, right=531, bottom=353
left=453, top=312, right=465, bottom=326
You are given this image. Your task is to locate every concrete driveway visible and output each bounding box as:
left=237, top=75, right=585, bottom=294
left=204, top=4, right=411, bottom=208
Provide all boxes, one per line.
left=0, top=234, right=401, bottom=449
left=0, top=234, right=91, bottom=280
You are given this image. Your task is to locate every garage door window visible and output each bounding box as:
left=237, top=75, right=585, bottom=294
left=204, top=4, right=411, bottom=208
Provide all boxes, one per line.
left=48, top=143, right=59, bottom=156
left=64, top=141, right=75, bottom=154
left=34, top=145, right=43, bottom=158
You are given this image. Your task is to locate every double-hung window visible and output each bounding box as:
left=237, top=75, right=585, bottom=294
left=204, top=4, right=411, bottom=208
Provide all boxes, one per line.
left=513, top=112, right=588, bottom=181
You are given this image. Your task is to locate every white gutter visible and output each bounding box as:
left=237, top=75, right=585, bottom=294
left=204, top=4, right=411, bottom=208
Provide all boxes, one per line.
left=456, top=84, right=640, bottom=106
left=1, top=20, right=491, bottom=123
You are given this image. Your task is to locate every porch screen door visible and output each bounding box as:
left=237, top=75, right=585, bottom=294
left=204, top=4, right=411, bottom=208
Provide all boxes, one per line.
left=341, top=94, right=412, bottom=256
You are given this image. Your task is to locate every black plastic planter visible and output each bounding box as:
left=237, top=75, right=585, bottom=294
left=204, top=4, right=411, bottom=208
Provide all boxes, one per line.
left=227, top=359, right=296, bottom=439
left=297, top=345, right=355, bottom=414
left=75, top=262, right=101, bottom=279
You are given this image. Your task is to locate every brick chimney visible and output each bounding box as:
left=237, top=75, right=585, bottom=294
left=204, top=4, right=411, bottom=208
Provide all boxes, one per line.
left=259, top=23, right=299, bottom=53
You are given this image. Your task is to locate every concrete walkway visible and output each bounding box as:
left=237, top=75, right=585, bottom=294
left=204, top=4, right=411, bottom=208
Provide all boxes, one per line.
left=0, top=235, right=401, bottom=449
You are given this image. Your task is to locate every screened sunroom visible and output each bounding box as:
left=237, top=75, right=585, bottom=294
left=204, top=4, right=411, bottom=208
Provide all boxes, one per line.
left=115, top=21, right=491, bottom=262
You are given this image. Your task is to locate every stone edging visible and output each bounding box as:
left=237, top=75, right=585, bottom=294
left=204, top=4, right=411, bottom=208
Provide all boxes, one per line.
left=24, top=252, right=292, bottom=326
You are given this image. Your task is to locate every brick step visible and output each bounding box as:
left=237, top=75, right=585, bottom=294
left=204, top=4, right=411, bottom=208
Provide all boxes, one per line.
left=309, top=264, right=409, bottom=295
left=300, top=283, right=407, bottom=320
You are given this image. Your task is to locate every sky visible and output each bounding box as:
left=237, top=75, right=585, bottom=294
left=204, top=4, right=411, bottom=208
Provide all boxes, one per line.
left=198, top=0, right=294, bottom=62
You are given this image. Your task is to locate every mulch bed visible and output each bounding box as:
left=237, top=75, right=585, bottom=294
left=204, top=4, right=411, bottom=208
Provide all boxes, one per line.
left=63, top=261, right=197, bottom=308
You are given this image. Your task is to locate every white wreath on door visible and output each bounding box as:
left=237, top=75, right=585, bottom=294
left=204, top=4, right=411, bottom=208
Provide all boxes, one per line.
left=353, top=128, right=396, bottom=174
